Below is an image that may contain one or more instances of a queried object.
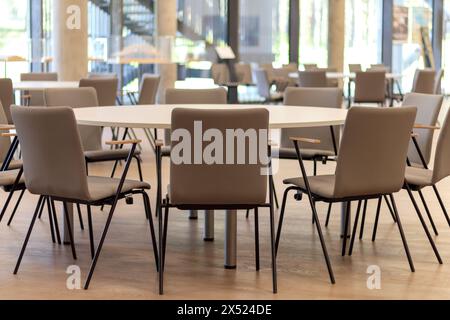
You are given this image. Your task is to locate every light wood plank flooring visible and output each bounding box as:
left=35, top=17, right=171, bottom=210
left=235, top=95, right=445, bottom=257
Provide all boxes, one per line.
left=1, top=106, right=450, bottom=300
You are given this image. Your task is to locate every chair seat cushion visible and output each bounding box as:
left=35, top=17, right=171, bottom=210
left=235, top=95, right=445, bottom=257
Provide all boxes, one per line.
left=273, top=148, right=335, bottom=160
left=0, top=169, right=25, bottom=187
left=84, top=149, right=141, bottom=162
left=283, top=175, right=336, bottom=199
left=87, top=176, right=150, bottom=201
left=405, top=167, right=433, bottom=187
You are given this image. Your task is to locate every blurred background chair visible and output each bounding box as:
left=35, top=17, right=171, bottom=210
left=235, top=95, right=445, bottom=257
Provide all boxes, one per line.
left=352, top=71, right=386, bottom=107
left=297, top=71, right=328, bottom=88
left=0, top=78, right=15, bottom=124
left=20, top=72, right=58, bottom=106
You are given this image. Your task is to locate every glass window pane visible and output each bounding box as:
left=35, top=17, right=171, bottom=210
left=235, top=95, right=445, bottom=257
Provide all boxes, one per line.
left=344, top=0, right=383, bottom=71
left=299, top=0, right=328, bottom=67
left=442, top=0, right=450, bottom=93
left=0, top=0, right=29, bottom=79
left=239, top=0, right=289, bottom=66
left=393, top=0, right=433, bottom=91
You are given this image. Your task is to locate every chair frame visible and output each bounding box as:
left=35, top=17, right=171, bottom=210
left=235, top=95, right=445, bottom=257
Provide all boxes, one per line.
left=154, top=142, right=278, bottom=295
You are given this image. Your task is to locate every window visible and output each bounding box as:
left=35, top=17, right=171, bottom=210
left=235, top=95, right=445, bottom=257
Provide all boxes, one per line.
left=442, top=0, right=450, bottom=93
left=392, top=0, right=433, bottom=91
left=239, top=0, right=289, bottom=66
left=344, top=0, right=383, bottom=71
left=0, top=0, right=29, bottom=79
left=299, top=0, right=328, bottom=67
left=87, top=0, right=156, bottom=90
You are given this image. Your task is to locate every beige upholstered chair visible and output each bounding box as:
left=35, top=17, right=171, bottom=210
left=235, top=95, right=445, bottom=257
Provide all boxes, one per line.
left=260, top=63, right=289, bottom=92
left=0, top=102, right=26, bottom=225
left=399, top=108, right=450, bottom=265
left=434, top=69, right=444, bottom=94
left=0, top=78, right=14, bottom=124
left=253, top=69, right=283, bottom=103
left=44, top=87, right=143, bottom=228
left=157, top=107, right=276, bottom=294
left=349, top=64, right=362, bottom=73
left=297, top=71, right=328, bottom=88
left=402, top=98, right=450, bottom=239
left=79, top=78, right=118, bottom=106
left=44, top=88, right=143, bottom=178
left=234, top=63, right=254, bottom=85
left=406, top=93, right=444, bottom=167
left=360, top=93, right=445, bottom=241
left=279, top=87, right=342, bottom=173
left=270, top=87, right=343, bottom=221
left=303, top=63, right=318, bottom=70
left=370, top=64, right=389, bottom=72
left=163, top=88, right=228, bottom=157
left=10, top=106, right=158, bottom=290
left=277, top=107, right=438, bottom=277
left=126, top=74, right=161, bottom=150
left=87, top=72, right=117, bottom=79
left=211, top=63, right=229, bottom=85
left=20, top=72, right=58, bottom=106
left=353, top=71, right=386, bottom=106
left=412, top=69, right=436, bottom=94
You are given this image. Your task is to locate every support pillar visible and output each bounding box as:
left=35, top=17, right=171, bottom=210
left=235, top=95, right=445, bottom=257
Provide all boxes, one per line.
left=156, top=0, right=177, bottom=103
left=328, top=0, right=345, bottom=72
left=52, top=0, right=88, bottom=80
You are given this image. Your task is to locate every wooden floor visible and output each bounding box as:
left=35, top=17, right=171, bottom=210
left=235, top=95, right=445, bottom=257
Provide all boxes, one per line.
left=2, top=105, right=450, bottom=300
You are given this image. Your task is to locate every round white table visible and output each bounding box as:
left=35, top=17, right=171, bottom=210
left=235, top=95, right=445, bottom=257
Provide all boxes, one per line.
left=13, top=81, right=79, bottom=91
left=74, top=104, right=348, bottom=268
left=288, top=72, right=402, bottom=81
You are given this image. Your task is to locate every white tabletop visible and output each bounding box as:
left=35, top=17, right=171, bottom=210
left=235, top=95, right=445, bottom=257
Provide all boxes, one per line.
left=289, top=72, right=402, bottom=80
left=74, top=104, right=348, bottom=129
left=13, top=81, right=79, bottom=91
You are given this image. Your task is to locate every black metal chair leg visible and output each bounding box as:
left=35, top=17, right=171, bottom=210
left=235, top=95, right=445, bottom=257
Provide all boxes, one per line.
left=158, top=202, right=164, bottom=294
left=50, top=198, right=61, bottom=245
left=269, top=201, right=278, bottom=293
left=246, top=209, right=250, bottom=219
left=135, top=156, right=144, bottom=182
left=0, top=188, right=18, bottom=222
left=313, top=158, right=317, bottom=176
left=325, top=203, right=332, bottom=227
left=162, top=206, right=169, bottom=271
left=38, top=197, right=45, bottom=219
left=389, top=194, right=415, bottom=272
left=275, top=187, right=295, bottom=256
left=311, top=197, right=335, bottom=284
left=348, top=201, right=362, bottom=256
left=254, top=207, right=260, bottom=271
left=63, top=202, right=77, bottom=260
left=359, top=200, right=368, bottom=239
left=404, top=187, right=442, bottom=264
left=417, top=190, right=439, bottom=236
left=383, top=195, right=397, bottom=223
left=83, top=203, right=117, bottom=289
left=87, top=205, right=95, bottom=259
left=371, top=197, right=382, bottom=242
left=432, top=185, right=450, bottom=227
left=143, top=192, right=159, bottom=272
left=76, top=204, right=84, bottom=230
left=46, top=197, right=56, bottom=244
left=7, top=189, right=26, bottom=226
left=14, top=196, right=44, bottom=274
left=341, top=202, right=351, bottom=256
left=271, top=179, right=279, bottom=209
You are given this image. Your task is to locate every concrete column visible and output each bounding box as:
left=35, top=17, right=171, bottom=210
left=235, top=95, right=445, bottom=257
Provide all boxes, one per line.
left=52, top=0, right=88, bottom=80
left=156, top=0, right=177, bottom=103
left=328, top=0, right=345, bottom=72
